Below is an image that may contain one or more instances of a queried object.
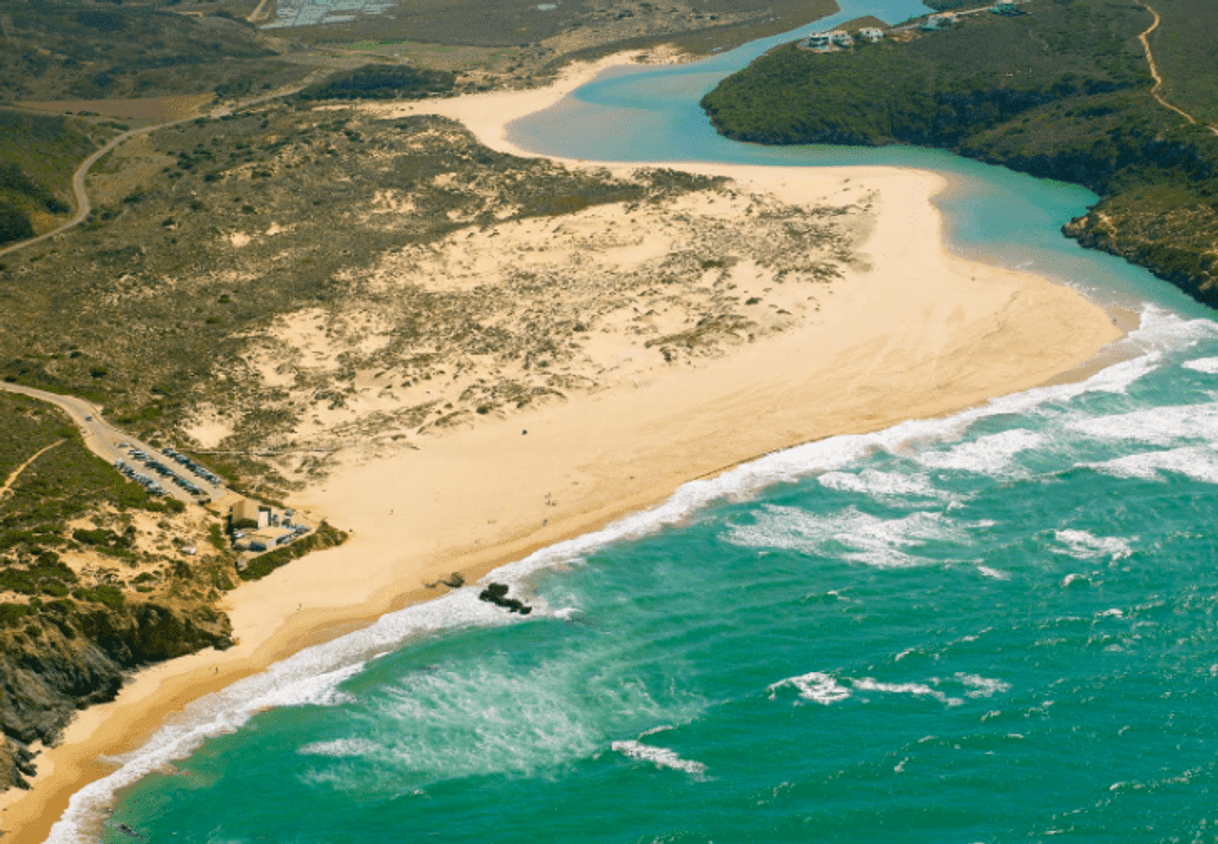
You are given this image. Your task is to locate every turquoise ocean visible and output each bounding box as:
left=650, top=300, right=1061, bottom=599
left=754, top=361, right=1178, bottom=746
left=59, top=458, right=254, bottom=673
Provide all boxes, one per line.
left=67, top=3, right=1218, bottom=841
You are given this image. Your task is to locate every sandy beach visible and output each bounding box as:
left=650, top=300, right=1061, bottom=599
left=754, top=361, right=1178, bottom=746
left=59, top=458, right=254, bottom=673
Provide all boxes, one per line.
left=1, top=54, right=1123, bottom=842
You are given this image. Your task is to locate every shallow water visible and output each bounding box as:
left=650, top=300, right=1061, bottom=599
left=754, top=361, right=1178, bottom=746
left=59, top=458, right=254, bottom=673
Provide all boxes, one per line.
left=67, top=3, right=1218, bottom=842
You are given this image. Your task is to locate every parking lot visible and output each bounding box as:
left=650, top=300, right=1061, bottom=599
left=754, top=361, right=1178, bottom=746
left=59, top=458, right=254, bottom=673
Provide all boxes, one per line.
left=0, top=382, right=227, bottom=505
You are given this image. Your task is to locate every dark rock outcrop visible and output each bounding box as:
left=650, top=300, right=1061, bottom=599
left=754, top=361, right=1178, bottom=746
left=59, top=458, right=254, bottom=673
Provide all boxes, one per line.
left=478, top=582, right=532, bottom=615
left=0, top=598, right=232, bottom=789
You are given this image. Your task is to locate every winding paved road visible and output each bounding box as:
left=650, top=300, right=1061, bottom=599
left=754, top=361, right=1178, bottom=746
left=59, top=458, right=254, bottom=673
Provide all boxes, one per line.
left=0, top=118, right=192, bottom=259
left=0, top=72, right=328, bottom=260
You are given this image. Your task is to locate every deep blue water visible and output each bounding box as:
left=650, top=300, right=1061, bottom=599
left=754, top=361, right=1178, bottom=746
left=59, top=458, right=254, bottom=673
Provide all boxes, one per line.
left=58, top=3, right=1218, bottom=842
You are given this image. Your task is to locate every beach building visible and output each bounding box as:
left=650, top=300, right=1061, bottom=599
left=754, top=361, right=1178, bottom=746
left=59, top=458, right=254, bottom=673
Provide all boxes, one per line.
left=858, top=27, right=884, bottom=42
left=230, top=497, right=269, bottom=529
left=804, top=30, right=852, bottom=50
left=804, top=32, right=833, bottom=49
left=236, top=526, right=295, bottom=554
left=920, top=13, right=956, bottom=30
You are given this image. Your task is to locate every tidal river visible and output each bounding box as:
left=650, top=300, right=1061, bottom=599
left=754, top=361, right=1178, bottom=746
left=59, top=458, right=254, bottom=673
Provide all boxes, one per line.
left=73, top=2, right=1218, bottom=841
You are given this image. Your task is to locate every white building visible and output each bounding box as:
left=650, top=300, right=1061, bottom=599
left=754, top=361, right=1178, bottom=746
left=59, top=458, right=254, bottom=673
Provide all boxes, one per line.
left=859, top=27, right=884, bottom=42
left=804, top=30, right=852, bottom=50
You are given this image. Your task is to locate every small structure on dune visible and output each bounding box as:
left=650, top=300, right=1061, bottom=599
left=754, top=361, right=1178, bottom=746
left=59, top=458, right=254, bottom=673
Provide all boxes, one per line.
left=230, top=497, right=269, bottom=529
left=234, top=526, right=294, bottom=553
left=920, top=12, right=957, bottom=30
left=992, top=0, right=1021, bottom=15
left=858, top=27, right=885, bottom=43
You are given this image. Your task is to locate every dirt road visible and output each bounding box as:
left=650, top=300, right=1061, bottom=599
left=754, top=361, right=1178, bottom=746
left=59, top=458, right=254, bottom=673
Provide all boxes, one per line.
left=1136, top=1, right=1218, bottom=136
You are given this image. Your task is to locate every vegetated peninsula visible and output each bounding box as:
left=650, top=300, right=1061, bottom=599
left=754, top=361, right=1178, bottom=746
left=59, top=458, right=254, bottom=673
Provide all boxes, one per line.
left=700, top=0, right=1218, bottom=307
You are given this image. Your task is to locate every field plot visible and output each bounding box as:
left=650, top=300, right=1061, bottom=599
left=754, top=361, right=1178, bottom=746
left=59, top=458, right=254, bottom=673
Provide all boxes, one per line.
left=264, top=0, right=398, bottom=29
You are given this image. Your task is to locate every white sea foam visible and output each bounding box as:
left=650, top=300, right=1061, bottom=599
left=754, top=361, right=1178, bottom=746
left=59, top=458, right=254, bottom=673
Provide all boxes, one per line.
left=639, top=724, right=676, bottom=738
left=727, top=506, right=970, bottom=569
left=611, top=741, right=707, bottom=777
left=767, top=671, right=852, bottom=704
left=976, top=565, right=1008, bottom=580
left=299, top=738, right=382, bottom=758
left=954, top=673, right=1012, bottom=699
left=1126, top=305, right=1218, bottom=352
left=45, top=591, right=522, bottom=843
left=1067, top=403, right=1218, bottom=446
left=768, top=671, right=990, bottom=708
left=817, top=469, right=945, bottom=500
left=853, top=678, right=963, bottom=706
left=1053, top=529, right=1134, bottom=561
left=1088, top=445, right=1218, bottom=484
left=46, top=308, right=1210, bottom=841
left=915, top=429, right=1044, bottom=475
left=291, top=651, right=705, bottom=795
left=1182, top=356, right=1218, bottom=374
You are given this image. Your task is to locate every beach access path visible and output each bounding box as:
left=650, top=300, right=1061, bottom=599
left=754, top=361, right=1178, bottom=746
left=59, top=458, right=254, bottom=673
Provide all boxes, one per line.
left=1135, top=1, right=1218, bottom=136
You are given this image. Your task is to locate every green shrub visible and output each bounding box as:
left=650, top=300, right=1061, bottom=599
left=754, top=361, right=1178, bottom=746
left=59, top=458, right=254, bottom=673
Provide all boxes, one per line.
left=74, top=584, right=124, bottom=609
left=73, top=527, right=115, bottom=546
left=297, top=65, right=455, bottom=102
left=0, top=201, right=34, bottom=245
left=0, top=603, right=32, bottom=626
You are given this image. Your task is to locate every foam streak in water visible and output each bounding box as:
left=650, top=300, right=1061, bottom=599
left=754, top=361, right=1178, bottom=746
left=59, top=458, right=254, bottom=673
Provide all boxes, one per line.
left=726, top=506, right=968, bottom=568
left=611, top=741, right=707, bottom=777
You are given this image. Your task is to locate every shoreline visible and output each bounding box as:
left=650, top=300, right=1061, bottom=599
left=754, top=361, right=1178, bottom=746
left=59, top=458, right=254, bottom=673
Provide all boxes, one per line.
left=1, top=55, right=1124, bottom=842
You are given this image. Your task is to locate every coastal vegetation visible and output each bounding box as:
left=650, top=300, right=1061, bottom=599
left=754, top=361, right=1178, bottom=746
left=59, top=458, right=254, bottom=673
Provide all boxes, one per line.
left=0, top=391, right=238, bottom=790
left=0, top=1, right=293, bottom=104
left=1, top=104, right=854, bottom=492
left=296, top=65, right=457, bottom=101
left=700, top=0, right=1218, bottom=307
left=0, top=111, right=101, bottom=242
